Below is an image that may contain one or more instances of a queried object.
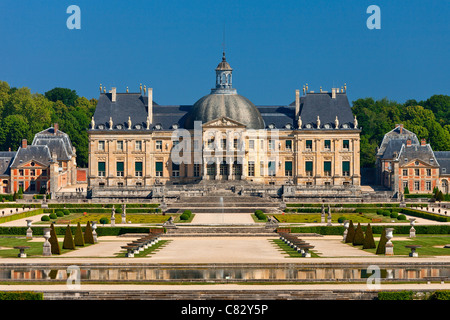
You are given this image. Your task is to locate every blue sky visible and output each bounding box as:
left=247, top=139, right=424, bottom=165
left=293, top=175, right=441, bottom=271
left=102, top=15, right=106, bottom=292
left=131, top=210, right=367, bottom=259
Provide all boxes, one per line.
left=0, top=0, right=449, bottom=106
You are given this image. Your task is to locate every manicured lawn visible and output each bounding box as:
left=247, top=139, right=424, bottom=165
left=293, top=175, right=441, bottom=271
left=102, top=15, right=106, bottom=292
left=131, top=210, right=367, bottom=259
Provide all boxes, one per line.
left=0, top=236, right=89, bottom=257
left=273, top=213, right=395, bottom=223
left=35, top=213, right=181, bottom=225
left=359, top=235, right=450, bottom=256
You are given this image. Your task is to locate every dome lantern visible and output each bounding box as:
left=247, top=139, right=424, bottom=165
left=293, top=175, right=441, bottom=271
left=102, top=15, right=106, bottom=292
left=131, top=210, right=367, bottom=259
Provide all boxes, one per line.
left=211, top=52, right=236, bottom=94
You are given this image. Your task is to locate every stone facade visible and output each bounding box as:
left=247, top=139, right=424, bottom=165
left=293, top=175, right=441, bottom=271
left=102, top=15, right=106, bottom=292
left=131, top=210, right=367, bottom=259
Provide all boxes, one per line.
left=88, top=54, right=361, bottom=197
left=376, top=124, right=449, bottom=195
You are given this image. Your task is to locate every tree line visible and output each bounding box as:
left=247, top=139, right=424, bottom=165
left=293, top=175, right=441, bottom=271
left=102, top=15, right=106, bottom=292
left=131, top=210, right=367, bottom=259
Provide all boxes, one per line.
left=0, top=80, right=449, bottom=169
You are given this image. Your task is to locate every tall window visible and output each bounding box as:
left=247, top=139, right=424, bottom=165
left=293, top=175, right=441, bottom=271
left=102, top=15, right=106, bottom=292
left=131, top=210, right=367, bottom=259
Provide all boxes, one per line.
left=342, top=161, right=350, bottom=176
left=98, top=140, right=105, bottom=151
left=260, top=161, right=264, bottom=176
left=343, top=140, right=350, bottom=149
left=156, top=141, right=162, bottom=151
left=305, top=161, right=313, bottom=176
left=414, top=181, right=420, bottom=191
left=248, top=161, right=255, bottom=177
left=155, top=161, right=163, bottom=177
left=324, top=140, right=331, bottom=150
left=220, top=162, right=228, bottom=176
left=221, top=139, right=227, bottom=149
left=268, top=161, right=276, bottom=176
left=426, top=181, right=432, bottom=191
left=403, top=169, right=408, bottom=176
left=426, top=169, right=431, bottom=176
left=306, top=140, right=313, bottom=151
left=285, top=140, right=292, bottom=150
left=268, top=140, right=275, bottom=151
left=172, top=163, right=180, bottom=177
left=415, top=169, right=420, bottom=176
left=285, top=161, right=292, bottom=177
left=116, top=162, right=124, bottom=177
left=98, top=162, right=106, bottom=177
left=135, top=141, right=142, bottom=151
left=249, top=140, right=255, bottom=150
left=193, top=164, right=200, bottom=177
left=117, top=141, right=123, bottom=151
left=135, top=161, right=143, bottom=177
left=324, top=161, right=332, bottom=176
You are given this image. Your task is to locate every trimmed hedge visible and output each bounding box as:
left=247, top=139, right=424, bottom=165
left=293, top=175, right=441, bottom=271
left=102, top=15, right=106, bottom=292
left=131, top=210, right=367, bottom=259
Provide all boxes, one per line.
left=0, top=291, right=44, bottom=300
left=0, top=209, right=44, bottom=224
left=430, top=290, right=450, bottom=300
left=254, top=210, right=267, bottom=221
left=400, top=208, right=450, bottom=222
left=377, top=291, right=415, bottom=300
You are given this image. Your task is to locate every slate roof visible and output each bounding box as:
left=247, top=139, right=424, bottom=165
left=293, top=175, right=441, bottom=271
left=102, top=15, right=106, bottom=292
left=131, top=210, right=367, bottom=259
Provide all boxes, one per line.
left=434, top=151, right=450, bottom=175
left=32, top=127, right=75, bottom=161
left=10, top=145, right=52, bottom=168
left=91, top=90, right=356, bottom=131
left=0, top=152, right=16, bottom=176
left=378, top=125, right=419, bottom=156
left=291, top=92, right=356, bottom=129
left=397, top=144, right=439, bottom=167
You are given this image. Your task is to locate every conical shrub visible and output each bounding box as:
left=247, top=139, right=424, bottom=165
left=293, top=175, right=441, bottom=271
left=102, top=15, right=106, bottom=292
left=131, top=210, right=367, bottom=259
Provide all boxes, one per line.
left=345, top=220, right=355, bottom=243
left=353, top=223, right=365, bottom=246
left=62, top=225, right=75, bottom=250
left=84, top=221, right=95, bottom=244
left=363, top=223, right=376, bottom=249
left=74, top=222, right=85, bottom=246
left=376, top=227, right=387, bottom=254
left=49, top=224, right=61, bottom=255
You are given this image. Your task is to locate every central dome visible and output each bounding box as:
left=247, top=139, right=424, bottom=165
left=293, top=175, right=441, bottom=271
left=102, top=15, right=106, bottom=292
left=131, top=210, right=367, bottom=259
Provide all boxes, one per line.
left=184, top=52, right=265, bottom=130
left=185, top=93, right=265, bottom=129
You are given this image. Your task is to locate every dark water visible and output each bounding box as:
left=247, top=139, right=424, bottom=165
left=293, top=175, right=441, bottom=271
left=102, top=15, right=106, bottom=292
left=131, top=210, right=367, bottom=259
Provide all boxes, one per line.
left=1, top=265, right=449, bottom=282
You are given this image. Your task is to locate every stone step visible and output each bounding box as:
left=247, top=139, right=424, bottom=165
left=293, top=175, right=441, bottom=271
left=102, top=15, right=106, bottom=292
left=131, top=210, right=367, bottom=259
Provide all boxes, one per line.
left=165, top=226, right=273, bottom=234
left=165, top=208, right=277, bottom=214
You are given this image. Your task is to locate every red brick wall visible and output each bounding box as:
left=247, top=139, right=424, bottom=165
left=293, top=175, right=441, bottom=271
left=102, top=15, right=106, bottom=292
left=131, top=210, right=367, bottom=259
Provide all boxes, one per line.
left=77, top=168, right=87, bottom=182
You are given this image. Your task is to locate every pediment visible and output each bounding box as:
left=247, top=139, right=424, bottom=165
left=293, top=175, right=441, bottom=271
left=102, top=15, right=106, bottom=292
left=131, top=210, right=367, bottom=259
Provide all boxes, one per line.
left=402, top=159, right=436, bottom=168
left=203, top=117, right=246, bottom=128
left=17, top=159, right=49, bottom=169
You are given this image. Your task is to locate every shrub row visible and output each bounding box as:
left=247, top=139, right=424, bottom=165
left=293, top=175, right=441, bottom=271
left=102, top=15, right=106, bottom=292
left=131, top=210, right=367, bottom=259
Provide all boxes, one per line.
left=400, top=208, right=450, bottom=222
left=0, top=291, right=44, bottom=300
left=289, top=225, right=450, bottom=235
left=286, top=203, right=401, bottom=208
left=43, top=208, right=160, bottom=214
left=0, top=209, right=44, bottom=224
left=378, top=290, right=450, bottom=300
left=48, top=203, right=159, bottom=208
left=180, top=210, right=192, bottom=221
left=254, top=210, right=267, bottom=221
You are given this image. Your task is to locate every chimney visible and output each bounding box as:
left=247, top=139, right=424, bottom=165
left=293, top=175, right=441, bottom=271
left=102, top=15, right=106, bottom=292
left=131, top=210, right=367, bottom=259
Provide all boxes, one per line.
left=406, top=139, right=412, bottom=147
left=54, top=123, right=59, bottom=135
left=295, top=89, right=300, bottom=120
left=147, top=87, right=153, bottom=125
left=110, top=87, right=116, bottom=102
left=22, top=139, right=27, bottom=149
left=421, top=138, right=426, bottom=146
left=331, top=88, right=336, bottom=99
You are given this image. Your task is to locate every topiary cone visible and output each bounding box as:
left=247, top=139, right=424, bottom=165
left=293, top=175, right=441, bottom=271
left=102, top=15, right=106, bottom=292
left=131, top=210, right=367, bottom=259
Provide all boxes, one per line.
left=345, top=220, right=355, bottom=243
left=84, top=221, right=95, bottom=244
left=74, top=222, right=85, bottom=246
left=49, top=223, right=61, bottom=254
left=62, top=224, right=75, bottom=250
left=352, top=222, right=365, bottom=246
left=363, top=223, right=376, bottom=249
left=376, top=227, right=387, bottom=254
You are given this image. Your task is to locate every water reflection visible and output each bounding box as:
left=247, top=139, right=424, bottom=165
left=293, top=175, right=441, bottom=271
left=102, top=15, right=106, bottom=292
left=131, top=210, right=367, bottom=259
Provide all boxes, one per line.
left=0, top=266, right=448, bottom=282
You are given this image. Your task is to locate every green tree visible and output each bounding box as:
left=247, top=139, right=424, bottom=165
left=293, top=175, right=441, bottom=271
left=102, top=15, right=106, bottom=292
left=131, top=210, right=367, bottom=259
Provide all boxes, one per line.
left=45, top=87, right=79, bottom=107
left=0, top=114, right=30, bottom=150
